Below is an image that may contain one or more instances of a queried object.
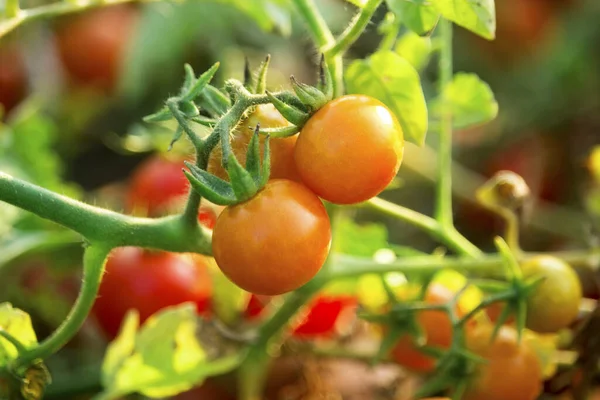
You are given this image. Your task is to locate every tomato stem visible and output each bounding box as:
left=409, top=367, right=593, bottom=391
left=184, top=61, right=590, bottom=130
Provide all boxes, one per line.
left=434, top=19, right=455, bottom=229
left=325, top=0, right=383, bottom=57
left=13, top=244, right=111, bottom=369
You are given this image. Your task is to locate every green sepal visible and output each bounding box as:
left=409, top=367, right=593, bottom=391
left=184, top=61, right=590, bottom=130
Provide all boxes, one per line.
left=260, top=134, right=271, bottom=187
left=181, top=64, right=196, bottom=93
left=143, top=107, right=172, bottom=123
left=191, top=116, right=217, bottom=128
left=372, top=325, right=402, bottom=365
left=184, top=162, right=237, bottom=206
left=197, top=85, right=231, bottom=117
left=168, top=126, right=184, bottom=151
left=290, top=76, right=328, bottom=110
left=243, top=57, right=254, bottom=92
left=471, top=279, right=510, bottom=293
left=181, top=62, right=220, bottom=103
left=317, top=54, right=334, bottom=101
left=254, top=125, right=299, bottom=138
left=277, top=91, right=309, bottom=112
left=515, top=298, right=527, bottom=343
left=245, top=124, right=262, bottom=184
left=227, top=154, right=258, bottom=202
left=490, top=299, right=514, bottom=343
left=179, top=101, right=199, bottom=118
left=254, top=55, right=271, bottom=94
left=266, top=91, right=309, bottom=126
left=379, top=274, right=398, bottom=304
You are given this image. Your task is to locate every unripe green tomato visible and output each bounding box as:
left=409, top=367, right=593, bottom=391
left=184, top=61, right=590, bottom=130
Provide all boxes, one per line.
left=522, top=256, right=582, bottom=333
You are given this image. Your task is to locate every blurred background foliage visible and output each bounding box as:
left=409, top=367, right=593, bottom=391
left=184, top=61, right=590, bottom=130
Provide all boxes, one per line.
left=1, top=0, right=600, bottom=399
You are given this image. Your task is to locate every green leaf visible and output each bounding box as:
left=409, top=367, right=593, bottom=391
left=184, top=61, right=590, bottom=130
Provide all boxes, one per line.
left=433, top=0, right=496, bottom=40
left=0, top=230, right=80, bottom=271
left=346, top=51, right=428, bottom=146
left=431, top=73, right=498, bottom=129
left=101, top=304, right=242, bottom=398
left=208, top=259, right=249, bottom=326
left=336, top=218, right=389, bottom=257
left=386, top=0, right=439, bottom=35
left=0, top=303, right=37, bottom=365
left=346, top=0, right=367, bottom=7
left=394, top=31, right=432, bottom=70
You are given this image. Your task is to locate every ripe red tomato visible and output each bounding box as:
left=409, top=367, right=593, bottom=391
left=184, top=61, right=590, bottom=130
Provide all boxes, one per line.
left=521, top=256, right=582, bottom=333
left=292, top=295, right=357, bottom=338
left=0, top=43, right=27, bottom=114
left=244, top=294, right=271, bottom=320
left=465, top=324, right=542, bottom=400
left=390, top=283, right=457, bottom=373
left=294, top=95, right=404, bottom=205
left=55, top=5, right=138, bottom=91
left=93, top=247, right=212, bottom=338
left=212, top=179, right=331, bottom=295
left=208, top=104, right=301, bottom=183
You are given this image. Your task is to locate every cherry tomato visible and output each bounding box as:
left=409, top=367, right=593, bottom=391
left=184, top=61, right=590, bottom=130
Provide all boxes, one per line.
left=294, top=95, right=404, bottom=205
left=465, top=324, right=542, bottom=400
left=93, top=247, right=212, bottom=338
left=212, top=179, right=331, bottom=295
left=0, top=43, right=27, bottom=114
left=292, top=295, right=357, bottom=338
left=55, top=5, right=138, bottom=91
left=521, top=255, right=582, bottom=333
left=390, top=283, right=457, bottom=373
left=208, top=104, right=301, bottom=182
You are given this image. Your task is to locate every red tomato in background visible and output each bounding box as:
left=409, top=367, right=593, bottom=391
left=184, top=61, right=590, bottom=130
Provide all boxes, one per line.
left=292, top=295, right=357, bottom=338
left=390, top=283, right=459, bottom=373
left=245, top=294, right=271, bottom=320
left=0, top=43, right=27, bottom=114
left=55, top=5, right=139, bottom=91
left=93, top=247, right=212, bottom=338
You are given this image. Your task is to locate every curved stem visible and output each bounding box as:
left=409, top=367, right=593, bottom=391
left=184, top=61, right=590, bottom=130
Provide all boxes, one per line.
left=0, top=330, right=27, bottom=354
left=434, top=19, right=454, bottom=228
left=0, top=172, right=211, bottom=254
left=14, top=244, right=111, bottom=369
left=325, top=0, right=383, bottom=57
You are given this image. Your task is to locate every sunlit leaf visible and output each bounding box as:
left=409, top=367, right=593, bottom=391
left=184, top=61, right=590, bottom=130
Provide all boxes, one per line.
left=431, top=73, right=498, bottom=129
left=386, top=0, right=439, bottom=35
left=433, top=0, right=496, bottom=40
left=346, top=51, right=428, bottom=146
left=395, top=31, right=432, bottom=70
left=208, top=258, right=249, bottom=326
left=0, top=303, right=37, bottom=365
left=336, top=218, right=388, bottom=257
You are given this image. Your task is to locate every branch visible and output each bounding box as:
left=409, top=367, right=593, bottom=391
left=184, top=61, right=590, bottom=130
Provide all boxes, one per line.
left=325, top=0, right=383, bottom=57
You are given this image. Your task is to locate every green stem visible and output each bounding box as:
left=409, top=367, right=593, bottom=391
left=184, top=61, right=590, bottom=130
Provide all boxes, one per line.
left=0, top=330, right=27, bottom=354
left=14, top=244, right=111, bottom=369
left=434, top=19, right=454, bottom=228
left=0, top=172, right=211, bottom=254
left=365, top=197, right=481, bottom=257
left=291, top=0, right=344, bottom=96
left=325, top=0, right=383, bottom=57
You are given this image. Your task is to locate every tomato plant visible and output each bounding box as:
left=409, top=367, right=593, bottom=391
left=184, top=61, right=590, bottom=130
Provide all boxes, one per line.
left=292, top=295, right=357, bottom=338
left=521, top=255, right=582, bottom=333
left=208, top=104, right=301, bottom=183
left=390, top=283, right=457, bottom=373
left=464, top=324, right=542, bottom=400
left=212, top=179, right=331, bottom=295
left=0, top=43, right=27, bottom=114
left=294, top=95, right=404, bottom=205
left=55, top=4, right=138, bottom=91
left=93, top=247, right=212, bottom=338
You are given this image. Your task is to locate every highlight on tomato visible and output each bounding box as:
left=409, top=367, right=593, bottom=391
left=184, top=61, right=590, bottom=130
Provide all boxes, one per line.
left=464, top=324, right=542, bottom=400
left=292, top=295, right=358, bottom=339
left=294, top=94, right=404, bottom=205
left=93, top=247, right=212, bottom=338
left=211, top=179, right=331, bottom=295
left=208, top=103, right=301, bottom=183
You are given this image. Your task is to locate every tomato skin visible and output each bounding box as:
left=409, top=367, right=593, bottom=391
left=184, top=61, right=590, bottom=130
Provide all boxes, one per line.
left=55, top=5, right=138, bottom=91
left=292, top=295, right=357, bottom=338
left=208, top=104, right=301, bottom=183
left=465, top=324, right=542, bottom=400
left=294, top=95, right=404, bottom=205
left=0, top=44, right=27, bottom=114
left=244, top=294, right=271, bottom=320
left=521, top=256, right=582, bottom=333
left=390, top=284, right=456, bottom=373
left=93, top=247, right=212, bottom=338
left=212, top=179, right=331, bottom=295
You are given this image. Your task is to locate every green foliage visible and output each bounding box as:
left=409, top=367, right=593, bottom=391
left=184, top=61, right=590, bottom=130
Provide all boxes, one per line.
left=346, top=50, right=428, bottom=146
left=101, top=305, right=242, bottom=399
left=0, top=303, right=37, bottom=364
left=394, top=31, right=432, bottom=70
left=208, top=259, right=250, bottom=326
left=336, top=217, right=389, bottom=257
left=431, top=73, right=498, bottom=129
left=386, top=0, right=439, bottom=36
